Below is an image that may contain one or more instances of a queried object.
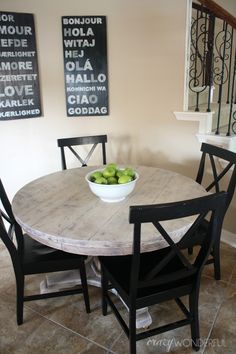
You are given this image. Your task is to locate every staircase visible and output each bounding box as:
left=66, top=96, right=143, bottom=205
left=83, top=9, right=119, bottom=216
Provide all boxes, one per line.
left=174, top=0, right=236, bottom=149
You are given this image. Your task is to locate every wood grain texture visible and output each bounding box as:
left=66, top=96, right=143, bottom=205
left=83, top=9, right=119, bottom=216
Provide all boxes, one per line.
left=197, top=0, right=236, bottom=29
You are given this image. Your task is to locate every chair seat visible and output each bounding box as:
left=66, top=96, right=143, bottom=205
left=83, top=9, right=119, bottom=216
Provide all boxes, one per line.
left=23, top=233, right=86, bottom=275
left=100, top=247, right=196, bottom=302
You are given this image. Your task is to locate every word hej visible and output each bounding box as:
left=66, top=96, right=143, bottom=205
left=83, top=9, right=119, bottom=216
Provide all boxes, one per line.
left=0, top=12, right=41, bottom=120
left=62, top=16, right=108, bottom=116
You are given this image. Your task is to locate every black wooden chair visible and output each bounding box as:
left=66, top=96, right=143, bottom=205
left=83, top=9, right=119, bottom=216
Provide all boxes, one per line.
left=0, top=178, right=90, bottom=325
left=99, top=192, right=226, bottom=354
left=57, top=134, right=107, bottom=170
left=187, top=143, right=236, bottom=280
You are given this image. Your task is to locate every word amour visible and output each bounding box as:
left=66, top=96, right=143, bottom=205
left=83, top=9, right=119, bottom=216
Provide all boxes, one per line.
left=0, top=25, right=32, bottom=35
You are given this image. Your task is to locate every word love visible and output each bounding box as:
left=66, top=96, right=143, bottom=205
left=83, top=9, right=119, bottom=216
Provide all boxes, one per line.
left=0, top=85, right=33, bottom=97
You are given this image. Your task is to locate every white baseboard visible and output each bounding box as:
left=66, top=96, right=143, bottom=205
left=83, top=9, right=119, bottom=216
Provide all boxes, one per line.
left=221, top=229, right=236, bottom=248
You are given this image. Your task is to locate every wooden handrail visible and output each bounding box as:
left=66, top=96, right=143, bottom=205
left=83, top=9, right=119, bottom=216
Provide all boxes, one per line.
left=197, top=0, right=236, bottom=29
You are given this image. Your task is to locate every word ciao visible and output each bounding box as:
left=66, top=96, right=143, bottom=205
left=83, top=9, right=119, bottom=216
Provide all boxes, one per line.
left=68, top=94, right=98, bottom=105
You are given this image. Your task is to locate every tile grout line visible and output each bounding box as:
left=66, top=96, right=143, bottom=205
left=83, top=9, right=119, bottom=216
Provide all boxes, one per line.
left=105, top=331, right=123, bottom=354
left=201, top=300, right=223, bottom=353
left=201, top=262, right=235, bottom=353
left=227, top=261, right=236, bottom=286
left=201, top=255, right=236, bottom=353
left=24, top=304, right=117, bottom=353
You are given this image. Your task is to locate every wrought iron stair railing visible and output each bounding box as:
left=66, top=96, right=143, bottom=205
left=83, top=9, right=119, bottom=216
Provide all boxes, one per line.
left=189, top=1, right=236, bottom=136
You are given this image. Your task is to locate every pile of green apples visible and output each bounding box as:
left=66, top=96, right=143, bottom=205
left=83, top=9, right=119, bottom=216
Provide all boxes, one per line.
left=90, top=163, right=136, bottom=185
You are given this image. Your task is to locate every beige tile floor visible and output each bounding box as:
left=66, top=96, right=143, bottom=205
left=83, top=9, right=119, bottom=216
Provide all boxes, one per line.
left=0, top=241, right=236, bottom=354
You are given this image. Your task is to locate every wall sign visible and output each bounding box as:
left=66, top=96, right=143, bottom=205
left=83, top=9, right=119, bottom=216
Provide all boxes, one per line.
left=0, top=11, right=41, bottom=121
left=62, top=16, right=109, bottom=117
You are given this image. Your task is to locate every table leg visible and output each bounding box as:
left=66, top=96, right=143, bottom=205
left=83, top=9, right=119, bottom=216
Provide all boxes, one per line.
left=40, top=256, right=152, bottom=329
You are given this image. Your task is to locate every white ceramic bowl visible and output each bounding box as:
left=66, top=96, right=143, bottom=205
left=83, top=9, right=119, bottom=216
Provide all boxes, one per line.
left=85, top=169, right=139, bottom=202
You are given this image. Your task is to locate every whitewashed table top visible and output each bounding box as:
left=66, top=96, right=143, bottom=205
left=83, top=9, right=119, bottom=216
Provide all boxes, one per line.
left=12, top=166, right=207, bottom=256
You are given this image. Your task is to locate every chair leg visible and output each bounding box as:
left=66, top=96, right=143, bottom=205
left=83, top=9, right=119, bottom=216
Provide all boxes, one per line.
left=212, top=244, right=221, bottom=280
left=189, top=291, right=200, bottom=351
left=129, top=306, right=137, bottom=354
left=79, top=261, right=90, bottom=313
left=16, top=275, right=24, bottom=325
left=101, top=266, right=108, bottom=316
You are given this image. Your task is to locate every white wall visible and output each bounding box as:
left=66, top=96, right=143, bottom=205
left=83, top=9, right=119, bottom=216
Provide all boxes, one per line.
left=0, top=0, right=235, bottom=233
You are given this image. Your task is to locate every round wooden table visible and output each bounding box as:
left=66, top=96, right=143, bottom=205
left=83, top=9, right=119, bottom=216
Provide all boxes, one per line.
left=12, top=165, right=208, bottom=328
left=12, top=165, right=207, bottom=256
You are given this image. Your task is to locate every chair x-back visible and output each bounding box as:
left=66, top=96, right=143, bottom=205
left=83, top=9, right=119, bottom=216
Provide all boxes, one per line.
left=57, top=134, right=107, bottom=170
left=188, top=142, right=236, bottom=280
left=99, top=192, right=226, bottom=354
left=0, top=178, right=90, bottom=325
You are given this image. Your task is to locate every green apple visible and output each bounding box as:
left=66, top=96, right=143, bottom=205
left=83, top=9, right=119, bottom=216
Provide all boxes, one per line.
left=90, top=171, right=103, bottom=182
left=102, top=167, right=116, bottom=178
left=94, top=176, right=108, bottom=184
left=118, top=175, right=132, bottom=184
left=107, top=176, right=118, bottom=184
left=123, top=167, right=135, bottom=179
left=107, top=163, right=117, bottom=171
left=116, top=170, right=124, bottom=178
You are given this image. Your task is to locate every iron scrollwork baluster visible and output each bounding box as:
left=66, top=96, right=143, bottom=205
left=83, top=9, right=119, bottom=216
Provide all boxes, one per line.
left=230, top=48, right=236, bottom=135
left=227, top=47, right=236, bottom=136
left=189, top=7, right=214, bottom=112
left=213, top=21, right=233, bottom=134
left=189, top=4, right=236, bottom=136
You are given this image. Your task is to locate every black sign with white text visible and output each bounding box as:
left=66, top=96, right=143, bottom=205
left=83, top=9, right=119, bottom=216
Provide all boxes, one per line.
left=0, top=11, right=41, bottom=121
left=62, top=16, right=108, bottom=117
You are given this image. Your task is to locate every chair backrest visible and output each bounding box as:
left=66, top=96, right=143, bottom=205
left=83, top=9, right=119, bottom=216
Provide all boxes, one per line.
left=128, top=192, right=226, bottom=297
left=0, top=178, right=23, bottom=274
left=196, top=143, right=236, bottom=213
left=57, top=135, right=107, bottom=170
